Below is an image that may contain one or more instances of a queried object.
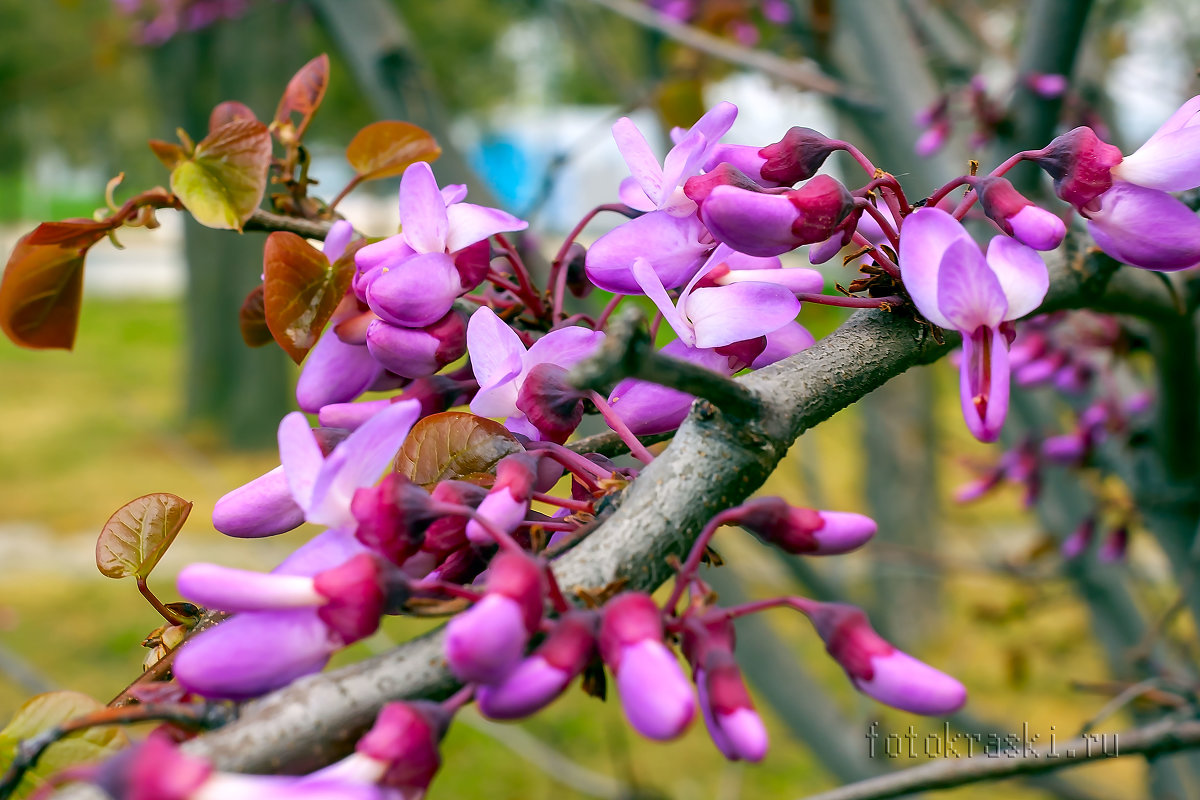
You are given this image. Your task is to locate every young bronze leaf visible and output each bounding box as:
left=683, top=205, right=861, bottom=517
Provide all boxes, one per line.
left=239, top=283, right=272, bottom=347
left=26, top=219, right=117, bottom=248
left=262, top=231, right=353, bottom=364
left=0, top=692, right=128, bottom=800
left=148, top=139, right=187, bottom=170
left=274, top=53, right=330, bottom=127
left=209, top=100, right=258, bottom=132
left=346, top=121, right=441, bottom=182
left=0, top=229, right=105, bottom=349
left=170, top=118, right=271, bottom=231
left=396, top=411, right=524, bottom=489
left=96, top=493, right=193, bottom=580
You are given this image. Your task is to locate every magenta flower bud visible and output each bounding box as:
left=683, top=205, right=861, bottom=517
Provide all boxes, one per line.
left=1060, top=517, right=1094, bottom=560
left=1041, top=432, right=1087, bottom=463
left=465, top=453, right=539, bottom=546
left=600, top=593, right=696, bottom=740
left=423, top=480, right=487, bottom=558
left=212, top=465, right=306, bottom=538
left=757, top=126, right=840, bottom=185
left=114, top=734, right=213, bottom=800
left=696, top=651, right=769, bottom=762
left=683, top=162, right=768, bottom=206
left=355, top=701, right=446, bottom=796
left=515, top=363, right=586, bottom=444
left=1030, top=127, right=1124, bottom=212
left=700, top=143, right=776, bottom=186
left=477, top=611, right=598, bottom=719
left=699, top=175, right=856, bottom=257
left=445, top=552, right=546, bottom=683
left=1025, top=72, right=1068, bottom=98
left=733, top=497, right=877, bottom=555
left=365, top=309, right=467, bottom=379
left=312, top=553, right=387, bottom=643
left=352, top=473, right=438, bottom=566
left=807, top=602, right=966, bottom=715
left=1098, top=526, right=1129, bottom=563
left=914, top=119, right=950, bottom=158
left=972, top=177, right=1066, bottom=251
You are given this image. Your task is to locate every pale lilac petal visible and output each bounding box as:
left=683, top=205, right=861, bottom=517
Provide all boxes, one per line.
left=632, top=257, right=695, bottom=345
left=855, top=650, right=967, bottom=715
left=718, top=247, right=782, bottom=271
left=959, top=326, right=1010, bottom=443
left=465, top=488, right=528, bottom=547
left=365, top=252, right=462, bottom=327
left=585, top=211, right=711, bottom=293
left=178, top=564, right=322, bottom=611
left=398, top=162, right=448, bottom=253
left=355, top=236, right=416, bottom=275
left=441, top=183, right=469, bottom=205
left=275, top=527, right=368, bottom=578
left=468, top=307, right=525, bottom=418
left=700, top=185, right=799, bottom=257
left=296, top=331, right=383, bottom=413
left=812, top=511, right=877, bottom=554
left=504, top=414, right=541, bottom=440
left=1141, top=95, right=1200, bottom=145
left=318, top=399, right=392, bottom=431
left=688, top=101, right=738, bottom=154
left=1007, top=205, right=1067, bottom=251
left=612, top=117, right=665, bottom=205
left=936, top=239, right=1007, bottom=332
left=808, top=235, right=845, bottom=265
left=719, top=267, right=824, bottom=294
left=1115, top=126, right=1200, bottom=191
left=323, top=220, right=354, bottom=263
left=444, top=203, right=528, bottom=253
left=307, top=400, right=423, bottom=528
left=445, top=594, right=529, bottom=684
left=212, top=466, right=306, bottom=538
left=618, top=176, right=656, bottom=212
left=523, top=325, right=606, bottom=372
left=897, top=207, right=973, bottom=329
left=701, top=143, right=770, bottom=184
left=608, top=341, right=732, bottom=435
left=279, top=412, right=322, bottom=513
left=174, top=609, right=336, bottom=700
left=984, top=236, right=1049, bottom=320
left=660, top=129, right=707, bottom=201
left=476, top=655, right=571, bottom=719
left=616, top=640, right=696, bottom=740
left=1087, top=182, right=1200, bottom=270
left=686, top=283, right=799, bottom=348
left=751, top=321, right=815, bottom=368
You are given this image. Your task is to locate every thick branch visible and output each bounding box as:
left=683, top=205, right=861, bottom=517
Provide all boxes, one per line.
left=796, top=717, right=1200, bottom=800
left=243, top=209, right=335, bottom=239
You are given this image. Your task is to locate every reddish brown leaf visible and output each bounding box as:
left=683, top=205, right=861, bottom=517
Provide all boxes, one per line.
left=0, top=227, right=108, bottom=349
left=96, top=493, right=193, bottom=580
left=274, top=54, right=330, bottom=127
left=346, top=121, right=441, bottom=182
left=262, top=231, right=354, bottom=364
left=396, top=412, right=524, bottom=489
left=209, top=100, right=258, bottom=132
left=26, top=219, right=117, bottom=248
left=148, top=139, right=186, bottom=170
left=238, top=284, right=272, bottom=347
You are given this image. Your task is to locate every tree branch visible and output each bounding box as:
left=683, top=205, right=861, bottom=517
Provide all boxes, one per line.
left=795, top=717, right=1200, bottom=800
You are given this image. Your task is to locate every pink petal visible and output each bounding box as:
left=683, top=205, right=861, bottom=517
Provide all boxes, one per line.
left=1087, top=182, right=1200, bottom=270
left=467, top=307, right=525, bottom=418
left=660, top=129, right=707, bottom=202
left=688, top=101, right=738, bottom=151
left=959, top=326, right=1010, bottom=443
left=323, top=220, right=354, bottom=263
left=936, top=238, right=1007, bottom=332
left=354, top=235, right=416, bottom=278
left=632, top=257, right=695, bottom=345
left=1114, top=125, right=1200, bottom=191
left=398, top=161, right=448, bottom=253
left=296, top=330, right=383, bottom=413
left=365, top=320, right=441, bottom=379
left=476, top=655, right=571, bottom=720
left=523, top=325, right=607, bottom=373
left=616, top=640, right=696, bottom=741
left=445, top=594, right=529, bottom=684
left=444, top=203, right=528, bottom=253
left=612, top=117, right=664, bottom=206
left=178, top=564, right=322, bottom=611
left=855, top=650, right=967, bottom=716
left=720, top=267, right=824, bottom=294
left=278, top=412, right=323, bottom=513
left=585, top=211, right=711, bottom=293
left=212, top=466, right=306, bottom=538
left=618, top=175, right=656, bottom=212
left=318, top=399, right=392, bottom=431
left=685, top=283, right=799, bottom=348
left=700, top=185, right=800, bottom=257
left=751, top=321, right=815, bottom=368
left=365, top=252, right=462, bottom=328
left=897, top=207, right=973, bottom=329
left=984, top=236, right=1049, bottom=320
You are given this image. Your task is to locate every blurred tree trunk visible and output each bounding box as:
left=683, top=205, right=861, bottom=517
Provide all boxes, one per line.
left=149, top=2, right=295, bottom=448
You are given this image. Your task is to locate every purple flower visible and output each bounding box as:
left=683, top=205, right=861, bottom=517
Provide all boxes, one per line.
left=599, top=593, right=696, bottom=740
left=696, top=175, right=856, bottom=257
left=467, top=307, right=604, bottom=440
left=732, top=497, right=877, bottom=555
left=806, top=602, right=967, bottom=715
left=971, top=177, right=1066, bottom=251
left=477, top=611, right=597, bottom=719
left=365, top=308, right=467, bottom=379
left=899, top=208, right=1049, bottom=442
left=607, top=340, right=736, bottom=436
left=356, top=162, right=527, bottom=326
left=682, top=617, right=768, bottom=762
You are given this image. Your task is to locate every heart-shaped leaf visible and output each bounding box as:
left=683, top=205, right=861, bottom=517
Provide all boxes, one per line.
left=263, top=231, right=354, bottom=363
left=0, top=692, right=128, bottom=800
left=0, top=226, right=109, bottom=350
left=274, top=54, right=330, bottom=128
left=169, top=118, right=271, bottom=231
left=209, top=100, right=258, bottom=132
left=396, top=411, right=523, bottom=489
left=346, top=121, right=441, bottom=182
left=96, top=493, right=193, bottom=580
left=239, top=284, right=272, bottom=347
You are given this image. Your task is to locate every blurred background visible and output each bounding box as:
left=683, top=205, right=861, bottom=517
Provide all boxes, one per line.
left=3, top=1, right=1200, bottom=798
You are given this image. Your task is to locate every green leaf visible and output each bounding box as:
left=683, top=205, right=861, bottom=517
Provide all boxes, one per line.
left=169, top=118, right=271, bottom=231
left=96, top=493, right=192, bottom=580
left=0, top=225, right=108, bottom=350
left=0, top=692, right=128, bottom=799
left=345, top=121, right=441, bottom=182
left=396, top=411, right=524, bottom=489
left=262, top=231, right=354, bottom=364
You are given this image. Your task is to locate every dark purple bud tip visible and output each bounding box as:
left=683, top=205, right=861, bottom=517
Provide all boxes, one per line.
left=352, top=473, right=439, bottom=565
left=516, top=363, right=586, bottom=444
left=1029, top=127, right=1123, bottom=212
left=563, top=241, right=593, bottom=299
left=356, top=701, right=443, bottom=793
left=314, top=554, right=386, bottom=643
left=788, top=175, right=857, bottom=246
left=759, top=126, right=840, bottom=185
